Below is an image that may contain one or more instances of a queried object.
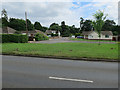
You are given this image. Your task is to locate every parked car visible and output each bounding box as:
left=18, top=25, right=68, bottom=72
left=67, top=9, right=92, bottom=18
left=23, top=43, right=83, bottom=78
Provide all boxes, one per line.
left=71, top=35, right=75, bottom=38
left=47, top=35, right=51, bottom=37
left=76, top=36, right=84, bottom=39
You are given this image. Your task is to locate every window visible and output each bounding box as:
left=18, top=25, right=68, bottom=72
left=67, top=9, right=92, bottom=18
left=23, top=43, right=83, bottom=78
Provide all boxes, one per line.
left=105, top=35, right=109, bottom=38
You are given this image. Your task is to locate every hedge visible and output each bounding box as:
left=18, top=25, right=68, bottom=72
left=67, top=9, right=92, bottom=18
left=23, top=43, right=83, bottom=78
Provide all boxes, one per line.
left=1, top=34, right=28, bottom=43
left=35, top=33, right=49, bottom=41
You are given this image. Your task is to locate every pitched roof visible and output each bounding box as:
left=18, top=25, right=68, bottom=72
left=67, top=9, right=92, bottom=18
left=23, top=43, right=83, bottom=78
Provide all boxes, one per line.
left=45, top=30, right=57, bottom=34
left=45, top=30, right=52, bottom=34
left=21, top=30, right=47, bottom=36
left=1, top=27, right=16, bottom=34
left=0, top=28, right=2, bottom=34
left=101, top=31, right=113, bottom=36
left=81, top=31, right=93, bottom=35
left=35, top=30, right=47, bottom=36
left=81, top=31, right=113, bottom=36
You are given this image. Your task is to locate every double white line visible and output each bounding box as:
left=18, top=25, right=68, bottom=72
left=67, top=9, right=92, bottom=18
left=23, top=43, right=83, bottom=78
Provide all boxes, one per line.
left=49, top=76, right=93, bottom=83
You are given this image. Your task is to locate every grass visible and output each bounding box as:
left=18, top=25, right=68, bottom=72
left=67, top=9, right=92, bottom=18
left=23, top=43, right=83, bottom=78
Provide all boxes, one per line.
left=70, top=38, right=116, bottom=42
left=2, top=43, right=118, bottom=60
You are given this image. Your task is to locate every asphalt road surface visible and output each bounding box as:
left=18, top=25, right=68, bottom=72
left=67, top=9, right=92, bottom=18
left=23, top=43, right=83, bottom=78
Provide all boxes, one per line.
left=2, top=55, right=118, bottom=88
left=30, top=37, right=116, bottom=44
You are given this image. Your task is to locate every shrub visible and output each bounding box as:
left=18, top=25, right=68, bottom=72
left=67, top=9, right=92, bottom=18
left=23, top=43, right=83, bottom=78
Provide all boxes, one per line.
left=1, top=34, right=28, bottom=43
left=35, top=33, right=49, bottom=41
left=75, top=33, right=81, bottom=37
left=51, top=33, right=58, bottom=37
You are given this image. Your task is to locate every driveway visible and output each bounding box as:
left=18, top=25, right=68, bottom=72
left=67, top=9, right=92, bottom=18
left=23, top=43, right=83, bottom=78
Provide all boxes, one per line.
left=29, top=37, right=116, bottom=44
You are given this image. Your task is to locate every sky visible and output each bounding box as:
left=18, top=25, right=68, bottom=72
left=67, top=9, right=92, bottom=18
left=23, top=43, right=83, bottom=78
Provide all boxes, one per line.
left=1, top=0, right=119, bottom=28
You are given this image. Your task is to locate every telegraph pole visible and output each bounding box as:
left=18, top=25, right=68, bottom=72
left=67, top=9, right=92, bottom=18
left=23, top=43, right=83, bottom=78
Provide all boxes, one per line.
left=25, top=11, right=28, bottom=35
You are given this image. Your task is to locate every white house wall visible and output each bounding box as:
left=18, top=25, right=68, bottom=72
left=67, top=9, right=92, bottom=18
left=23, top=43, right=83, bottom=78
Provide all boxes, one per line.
left=87, top=32, right=112, bottom=40
left=101, top=35, right=112, bottom=40
left=88, top=32, right=99, bottom=39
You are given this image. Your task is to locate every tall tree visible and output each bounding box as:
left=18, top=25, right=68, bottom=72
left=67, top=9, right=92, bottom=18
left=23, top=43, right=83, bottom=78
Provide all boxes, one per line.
left=92, top=10, right=107, bottom=45
left=82, top=20, right=93, bottom=31
left=8, top=18, right=26, bottom=31
left=61, top=21, right=70, bottom=37
left=27, top=19, right=34, bottom=31
left=102, top=19, right=116, bottom=31
left=34, top=21, right=42, bottom=30
left=50, top=23, right=59, bottom=28
left=1, top=9, right=8, bottom=27
left=49, top=24, right=62, bottom=32
left=1, top=9, right=8, bottom=20
left=80, top=17, right=84, bottom=31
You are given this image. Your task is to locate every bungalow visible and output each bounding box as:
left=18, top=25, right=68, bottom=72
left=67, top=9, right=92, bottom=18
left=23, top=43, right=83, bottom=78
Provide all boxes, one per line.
left=21, top=30, right=47, bottom=41
left=45, top=30, right=61, bottom=37
left=45, top=30, right=57, bottom=35
left=81, top=31, right=113, bottom=40
left=0, top=27, right=16, bottom=34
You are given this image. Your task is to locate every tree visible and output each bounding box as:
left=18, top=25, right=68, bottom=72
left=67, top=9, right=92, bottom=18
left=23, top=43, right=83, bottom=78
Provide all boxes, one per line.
left=50, top=23, right=59, bottom=28
left=1, top=9, right=8, bottom=20
left=92, top=10, right=107, bottom=45
left=82, top=20, right=93, bottom=31
left=49, top=24, right=62, bottom=32
left=80, top=17, right=84, bottom=31
left=61, top=21, right=65, bottom=26
left=8, top=18, right=26, bottom=31
left=1, top=9, right=8, bottom=27
left=1, top=17, right=8, bottom=27
left=102, top=19, right=116, bottom=31
left=61, top=21, right=70, bottom=37
left=27, top=19, right=34, bottom=31
left=42, top=26, right=48, bottom=32
left=34, top=21, right=42, bottom=30
left=112, top=25, right=120, bottom=35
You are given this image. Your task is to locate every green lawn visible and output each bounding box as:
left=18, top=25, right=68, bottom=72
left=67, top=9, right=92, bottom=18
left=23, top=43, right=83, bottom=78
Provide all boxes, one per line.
left=70, top=38, right=116, bottom=42
left=2, top=43, right=118, bottom=60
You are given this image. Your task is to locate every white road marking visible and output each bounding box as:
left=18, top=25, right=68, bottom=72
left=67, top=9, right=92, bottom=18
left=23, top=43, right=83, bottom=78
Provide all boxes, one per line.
left=49, top=76, right=93, bottom=83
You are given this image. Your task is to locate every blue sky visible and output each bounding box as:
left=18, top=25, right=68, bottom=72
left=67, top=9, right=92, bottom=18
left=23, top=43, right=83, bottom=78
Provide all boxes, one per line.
left=1, top=1, right=118, bottom=27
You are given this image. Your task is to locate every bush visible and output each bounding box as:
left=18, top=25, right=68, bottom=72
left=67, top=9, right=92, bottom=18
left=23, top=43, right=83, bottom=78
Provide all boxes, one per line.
left=75, top=33, right=81, bottom=37
left=1, top=34, right=28, bottom=43
left=35, top=33, right=49, bottom=41
left=51, top=33, right=58, bottom=37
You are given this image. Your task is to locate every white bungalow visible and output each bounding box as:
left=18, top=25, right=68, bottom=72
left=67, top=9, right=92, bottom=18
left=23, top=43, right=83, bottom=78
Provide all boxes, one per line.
left=81, top=31, right=113, bottom=40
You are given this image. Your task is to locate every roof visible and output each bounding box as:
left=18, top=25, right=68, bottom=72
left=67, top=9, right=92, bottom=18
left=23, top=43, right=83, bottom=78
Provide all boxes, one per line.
left=21, top=30, right=47, bottom=36
left=35, top=30, right=47, bottom=36
left=81, top=31, right=113, bottom=36
left=1, top=27, right=16, bottom=34
left=45, top=30, right=56, bottom=34
left=101, top=31, right=113, bottom=36
left=81, top=31, right=93, bottom=35
left=0, top=28, right=2, bottom=34
left=45, top=30, right=52, bottom=34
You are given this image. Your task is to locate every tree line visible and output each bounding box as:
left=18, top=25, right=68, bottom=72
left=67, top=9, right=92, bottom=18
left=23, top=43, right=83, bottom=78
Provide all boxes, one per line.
left=0, top=9, right=120, bottom=36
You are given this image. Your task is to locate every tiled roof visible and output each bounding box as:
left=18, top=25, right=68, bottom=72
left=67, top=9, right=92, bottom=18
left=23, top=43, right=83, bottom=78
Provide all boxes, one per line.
left=81, top=31, right=113, bottom=36
left=1, top=27, right=16, bottom=34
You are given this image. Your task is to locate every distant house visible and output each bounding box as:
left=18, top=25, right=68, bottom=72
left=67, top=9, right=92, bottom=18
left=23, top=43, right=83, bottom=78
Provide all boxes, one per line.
left=45, top=30, right=57, bottom=35
left=0, top=27, right=16, bottom=34
left=81, top=31, right=113, bottom=40
left=21, top=30, right=47, bottom=36
left=21, top=30, right=47, bottom=41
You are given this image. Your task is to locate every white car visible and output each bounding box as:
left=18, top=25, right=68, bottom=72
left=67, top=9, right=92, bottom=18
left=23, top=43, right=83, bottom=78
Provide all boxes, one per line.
left=71, top=35, right=75, bottom=38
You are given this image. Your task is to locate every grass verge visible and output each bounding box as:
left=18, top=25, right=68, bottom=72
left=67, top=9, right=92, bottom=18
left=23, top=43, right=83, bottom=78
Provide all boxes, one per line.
left=70, top=38, right=116, bottom=42
left=2, top=43, right=118, bottom=61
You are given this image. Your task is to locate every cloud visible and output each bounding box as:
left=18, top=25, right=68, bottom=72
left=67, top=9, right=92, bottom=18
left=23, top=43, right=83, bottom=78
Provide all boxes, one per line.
left=1, top=1, right=119, bottom=28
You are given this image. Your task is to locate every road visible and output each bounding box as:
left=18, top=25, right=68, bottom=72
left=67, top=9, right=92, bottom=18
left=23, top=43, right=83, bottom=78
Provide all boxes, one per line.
left=30, top=37, right=116, bottom=44
left=2, top=55, right=118, bottom=88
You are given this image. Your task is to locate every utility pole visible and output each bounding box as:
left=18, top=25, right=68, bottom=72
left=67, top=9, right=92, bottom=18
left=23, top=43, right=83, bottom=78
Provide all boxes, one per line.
left=25, top=11, right=28, bottom=35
